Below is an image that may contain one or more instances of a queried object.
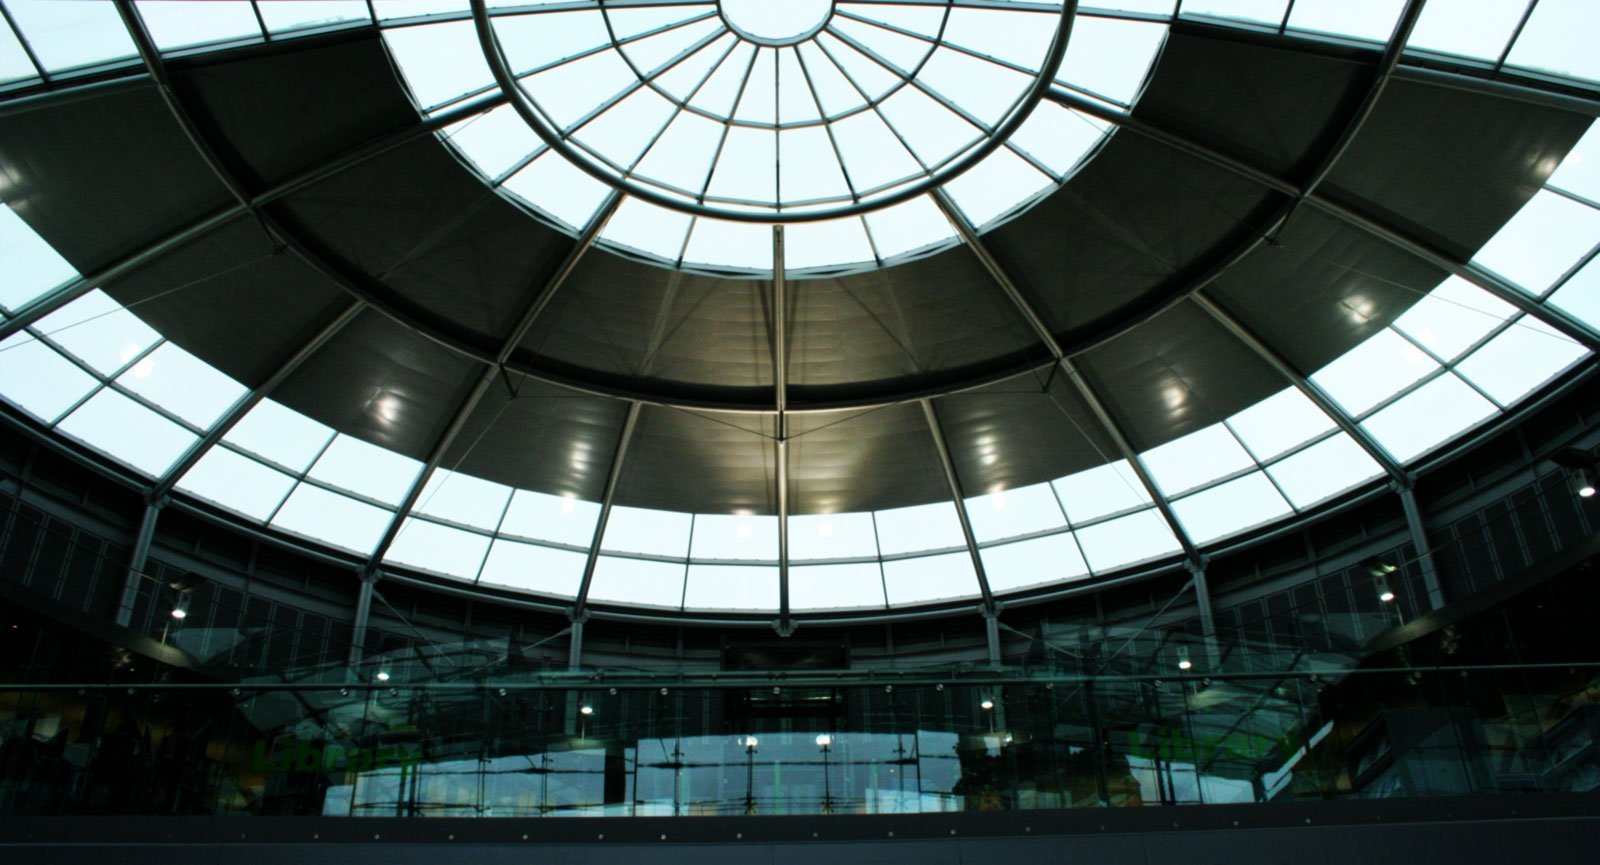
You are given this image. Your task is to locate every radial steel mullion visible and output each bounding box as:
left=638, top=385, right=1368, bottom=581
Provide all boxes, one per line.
left=823, top=25, right=995, bottom=135
left=931, top=188, right=1201, bottom=561
left=1493, top=0, right=1542, bottom=73
left=151, top=301, right=366, bottom=502
left=791, top=45, right=862, bottom=202
left=361, top=194, right=622, bottom=577
left=114, top=499, right=163, bottom=628
left=830, top=9, right=1038, bottom=78
left=622, top=36, right=740, bottom=183
left=0, top=88, right=508, bottom=345
left=0, top=1, right=47, bottom=81
left=693, top=45, right=761, bottom=203
left=919, top=399, right=997, bottom=616
left=571, top=402, right=644, bottom=622
left=537, top=8, right=720, bottom=80
left=557, top=25, right=727, bottom=143
left=811, top=37, right=933, bottom=175
left=774, top=226, right=791, bottom=633
left=1190, top=291, right=1406, bottom=482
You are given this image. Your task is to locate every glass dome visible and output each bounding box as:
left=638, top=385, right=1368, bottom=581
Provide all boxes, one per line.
left=0, top=0, right=1597, bottom=620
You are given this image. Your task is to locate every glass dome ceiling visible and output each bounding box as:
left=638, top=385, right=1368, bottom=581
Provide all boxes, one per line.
left=0, top=0, right=1597, bottom=620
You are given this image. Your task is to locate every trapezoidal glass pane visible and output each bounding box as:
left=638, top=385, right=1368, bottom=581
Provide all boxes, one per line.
left=499, top=488, right=601, bottom=548
left=586, top=556, right=686, bottom=609
left=599, top=506, right=692, bottom=558
left=688, top=513, right=778, bottom=562
left=1226, top=388, right=1336, bottom=463
left=963, top=481, right=1067, bottom=544
left=1390, top=276, right=1515, bottom=362
left=383, top=20, right=496, bottom=109
left=1073, top=508, right=1181, bottom=573
left=1266, top=432, right=1385, bottom=511
left=788, top=511, right=879, bottom=561
left=789, top=562, right=887, bottom=610
left=682, top=564, right=779, bottom=611
left=57, top=387, right=196, bottom=476
left=413, top=467, right=513, bottom=531
left=1504, top=0, right=1600, bottom=83
left=222, top=398, right=335, bottom=473
left=1454, top=317, right=1589, bottom=406
left=1471, top=189, right=1600, bottom=295
left=305, top=434, right=423, bottom=506
left=477, top=539, right=585, bottom=597
left=1051, top=459, right=1152, bottom=525
left=1361, top=372, right=1498, bottom=463
left=113, top=341, right=246, bottom=429
left=1406, top=0, right=1527, bottom=62
left=37, top=290, right=159, bottom=377
left=1286, top=0, right=1406, bottom=42
left=1171, top=472, right=1293, bottom=544
left=176, top=446, right=296, bottom=521
left=1141, top=423, right=1257, bottom=498
left=270, top=483, right=393, bottom=554
left=384, top=518, right=492, bottom=581
left=0, top=334, right=97, bottom=423
left=0, top=204, right=77, bottom=311
left=1311, top=328, right=1439, bottom=416
left=873, top=501, right=965, bottom=556
left=881, top=552, right=980, bottom=606
left=134, top=1, right=260, bottom=51
left=5, top=0, right=138, bottom=74
left=980, top=532, right=1089, bottom=594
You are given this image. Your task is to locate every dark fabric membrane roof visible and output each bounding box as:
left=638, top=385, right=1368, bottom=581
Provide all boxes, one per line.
left=0, top=19, right=1591, bottom=543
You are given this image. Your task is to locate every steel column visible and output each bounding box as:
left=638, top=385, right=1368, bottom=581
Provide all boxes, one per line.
left=920, top=398, right=997, bottom=616
left=773, top=226, right=793, bottom=636
left=1396, top=481, right=1447, bottom=610
left=115, top=500, right=163, bottom=628
left=570, top=402, right=644, bottom=623
left=349, top=573, right=376, bottom=668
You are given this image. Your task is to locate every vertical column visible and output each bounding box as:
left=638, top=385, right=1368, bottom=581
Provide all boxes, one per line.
left=348, top=572, right=377, bottom=669
left=115, top=500, right=163, bottom=628
left=1185, top=557, right=1218, bottom=668
left=1395, top=481, right=1446, bottom=610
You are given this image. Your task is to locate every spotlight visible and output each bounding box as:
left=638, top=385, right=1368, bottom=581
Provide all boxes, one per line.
left=1376, top=575, right=1395, bottom=603
left=815, top=734, right=832, bottom=749
left=743, top=735, right=759, bottom=751
left=375, top=671, right=390, bottom=682
left=579, top=704, right=593, bottom=716
left=169, top=607, right=187, bottom=620
left=980, top=698, right=995, bottom=710
left=1574, top=466, right=1597, bottom=499
left=1177, top=646, right=1192, bottom=671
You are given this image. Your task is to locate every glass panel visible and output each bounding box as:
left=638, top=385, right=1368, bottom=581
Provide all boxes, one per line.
left=1008, top=101, right=1107, bottom=180
left=305, top=434, right=423, bottom=506
left=57, top=387, right=196, bottom=476
left=861, top=194, right=956, bottom=261
left=270, top=483, right=393, bottom=553
left=499, top=488, right=601, bottom=547
left=1171, top=472, right=1293, bottom=543
left=134, top=1, right=260, bottom=51
left=1073, top=508, right=1182, bottom=572
left=477, top=539, right=586, bottom=597
left=1266, top=433, right=1385, bottom=510
left=1391, top=276, right=1516, bottom=362
left=113, top=341, right=245, bottom=428
left=382, top=20, right=496, bottom=108
left=1311, top=328, right=1439, bottom=416
left=1472, top=190, right=1600, bottom=295
left=680, top=217, right=775, bottom=271
left=964, top=481, right=1067, bottom=544
left=942, top=147, right=1054, bottom=229
left=1226, top=388, right=1336, bottom=462
left=176, top=446, right=296, bottom=521
left=784, top=217, right=876, bottom=270
left=222, top=398, right=335, bottom=472
left=1406, top=0, right=1528, bottom=61
left=384, top=518, right=492, bottom=580
left=789, top=562, right=887, bottom=610
left=1504, top=0, right=1599, bottom=83
left=688, top=513, right=779, bottom=562
left=0, top=13, right=37, bottom=84
left=1286, top=0, right=1406, bottom=42
left=0, top=204, right=77, bottom=310
left=682, top=564, right=779, bottom=610
left=881, top=552, right=980, bottom=605
left=501, top=149, right=612, bottom=231
left=5, top=0, right=138, bottom=73
left=442, top=103, right=542, bottom=180
left=1052, top=17, right=1165, bottom=105
left=788, top=511, right=878, bottom=561
left=1455, top=317, right=1589, bottom=406
left=257, top=1, right=371, bottom=35
left=1051, top=459, right=1152, bottom=524
left=36, top=290, right=159, bottom=376
left=600, top=197, right=693, bottom=262
left=1362, top=373, right=1499, bottom=462
left=413, top=467, right=512, bottom=531
left=0, top=334, right=97, bottom=423
left=1548, top=121, right=1600, bottom=202
left=1141, top=423, right=1257, bottom=497
left=1549, top=253, right=1600, bottom=327
left=873, top=501, right=965, bottom=555
left=586, top=556, right=686, bottom=608
left=981, top=532, right=1089, bottom=593
left=599, top=506, right=692, bottom=557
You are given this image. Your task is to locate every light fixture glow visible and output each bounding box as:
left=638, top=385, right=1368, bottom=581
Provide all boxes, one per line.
left=1572, top=467, right=1596, bottom=499
left=560, top=493, right=577, bottom=515
left=980, top=698, right=995, bottom=710
left=169, top=607, right=186, bottom=619
left=376, top=671, right=390, bottom=682
left=815, top=734, right=832, bottom=748
left=1379, top=589, right=1397, bottom=603
left=1177, top=646, right=1192, bottom=671
left=743, top=735, right=759, bottom=750
left=817, top=521, right=834, bottom=538
left=579, top=704, right=593, bottom=716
